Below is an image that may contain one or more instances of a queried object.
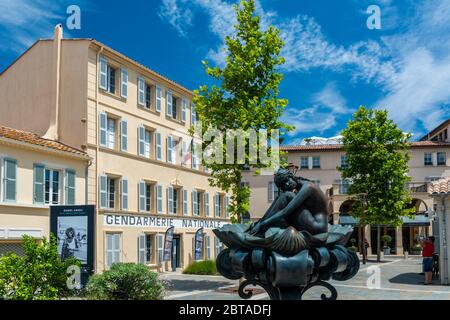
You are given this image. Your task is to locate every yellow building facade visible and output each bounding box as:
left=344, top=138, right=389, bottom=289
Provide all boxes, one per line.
left=0, top=26, right=230, bottom=272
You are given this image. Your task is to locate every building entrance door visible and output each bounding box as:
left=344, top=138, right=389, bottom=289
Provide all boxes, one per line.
left=171, top=236, right=181, bottom=271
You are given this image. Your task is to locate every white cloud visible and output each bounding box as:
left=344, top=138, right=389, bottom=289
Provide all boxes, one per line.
left=159, top=0, right=450, bottom=138
left=158, top=0, right=193, bottom=37
left=311, top=82, right=351, bottom=115
left=282, top=106, right=336, bottom=135
left=0, top=0, right=66, bottom=52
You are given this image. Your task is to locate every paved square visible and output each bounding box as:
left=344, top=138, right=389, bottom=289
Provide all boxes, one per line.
left=162, top=257, right=450, bottom=300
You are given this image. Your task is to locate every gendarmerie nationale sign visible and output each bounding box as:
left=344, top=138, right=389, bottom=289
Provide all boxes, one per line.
left=104, top=214, right=224, bottom=229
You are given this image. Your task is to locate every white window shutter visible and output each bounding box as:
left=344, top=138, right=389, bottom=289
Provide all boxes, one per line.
left=99, top=56, right=107, bottom=90
left=205, top=193, right=210, bottom=217
left=121, top=68, right=128, bottom=98
left=120, top=119, right=128, bottom=152
left=225, top=196, right=230, bottom=218
left=181, top=97, right=187, bottom=123
left=156, top=185, right=163, bottom=214
left=192, top=190, right=199, bottom=216
left=138, top=76, right=145, bottom=106
left=167, top=136, right=173, bottom=164
left=166, top=90, right=173, bottom=117
left=167, top=186, right=174, bottom=214
left=171, top=137, right=177, bottom=164
left=139, top=181, right=146, bottom=212
left=156, top=132, right=162, bottom=160
left=121, top=178, right=128, bottom=210
left=156, top=86, right=162, bottom=112
left=138, top=125, right=145, bottom=156
left=191, top=103, right=196, bottom=125
left=183, top=189, right=188, bottom=215
left=181, top=140, right=187, bottom=166
left=99, top=174, right=107, bottom=209
left=4, top=159, right=17, bottom=202
left=99, top=112, right=107, bottom=147
left=138, top=234, right=146, bottom=264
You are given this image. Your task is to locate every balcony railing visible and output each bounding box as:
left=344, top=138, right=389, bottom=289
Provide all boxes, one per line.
left=328, top=182, right=430, bottom=196
left=406, top=182, right=430, bottom=193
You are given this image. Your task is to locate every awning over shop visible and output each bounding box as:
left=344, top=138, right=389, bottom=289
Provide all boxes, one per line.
left=339, top=216, right=359, bottom=226
left=401, top=215, right=430, bottom=226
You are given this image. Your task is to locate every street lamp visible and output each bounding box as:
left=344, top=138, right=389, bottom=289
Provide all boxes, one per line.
left=357, top=192, right=368, bottom=265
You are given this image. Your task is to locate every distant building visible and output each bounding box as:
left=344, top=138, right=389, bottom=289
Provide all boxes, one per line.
left=243, top=120, right=450, bottom=255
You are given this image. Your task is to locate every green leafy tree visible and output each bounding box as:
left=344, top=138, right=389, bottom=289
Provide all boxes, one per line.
left=192, top=0, right=291, bottom=223
left=0, top=235, right=80, bottom=300
left=339, top=106, right=415, bottom=261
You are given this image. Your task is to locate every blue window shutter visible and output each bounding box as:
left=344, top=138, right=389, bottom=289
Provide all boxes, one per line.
left=33, top=164, right=45, bottom=204
left=121, top=178, right=128, bottom=210
left=121, top=68, right=128, bottom=98
left=99, top=56, right=107, bottom=90
left=99, top=175, right=107, bottom=209
left=120, top=120, right=128, bottom=152
left=4, top=159, right=17, bottom=202
left=65, top=169, right=76, bottom=205
left=99, top=112, right=107, bottom=147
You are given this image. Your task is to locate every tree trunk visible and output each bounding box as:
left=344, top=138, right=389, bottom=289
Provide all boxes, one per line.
left=377, top=225, right=381, bottom=262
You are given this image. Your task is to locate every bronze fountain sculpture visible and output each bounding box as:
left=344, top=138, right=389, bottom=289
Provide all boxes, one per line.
left=213, top=167, right=360, bottom=300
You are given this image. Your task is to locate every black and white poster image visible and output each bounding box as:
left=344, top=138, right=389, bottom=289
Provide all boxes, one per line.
left=57, top=216, right=88, bottom=263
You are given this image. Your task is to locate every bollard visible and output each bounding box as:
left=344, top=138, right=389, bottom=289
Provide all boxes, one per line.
left=404, top=251, right=409, bottom=260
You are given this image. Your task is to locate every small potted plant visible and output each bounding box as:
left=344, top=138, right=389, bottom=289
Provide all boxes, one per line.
left=381, top=234, right=392, bottom=255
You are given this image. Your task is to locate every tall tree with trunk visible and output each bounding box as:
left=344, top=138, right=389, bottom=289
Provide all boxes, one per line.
left=338, top=106, right=415, bottom=262
left=191, top=0, right=291, bottom=223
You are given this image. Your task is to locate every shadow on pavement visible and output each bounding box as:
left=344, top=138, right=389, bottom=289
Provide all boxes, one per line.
left=389, top=272, right=424, bottom=285
left=167, top=279, right=232, bottom=292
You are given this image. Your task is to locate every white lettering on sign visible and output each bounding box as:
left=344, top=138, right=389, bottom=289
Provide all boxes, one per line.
left=104, top=214, right=224, bottom=230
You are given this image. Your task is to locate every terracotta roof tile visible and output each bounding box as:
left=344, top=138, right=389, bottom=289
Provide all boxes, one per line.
left=429, top=177, right=450, bottom=195
left=0, top=125, right=88, bottom=157
left=281, top=141, right=450, bottom=152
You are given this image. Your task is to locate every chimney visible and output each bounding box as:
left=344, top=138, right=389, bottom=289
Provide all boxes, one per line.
left=43, top=24, right=63, bottom=140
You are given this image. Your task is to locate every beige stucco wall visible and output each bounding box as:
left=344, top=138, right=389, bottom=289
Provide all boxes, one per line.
left=0, top=141, right=88, bottom=241
left=0, top=41, right=54, bottom=136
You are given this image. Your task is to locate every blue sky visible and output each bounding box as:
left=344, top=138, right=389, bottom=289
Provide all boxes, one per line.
left=1, top=0, right=450, bottom=144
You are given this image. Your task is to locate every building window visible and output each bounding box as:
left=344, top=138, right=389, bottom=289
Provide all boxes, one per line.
left=191, top=103, right=197, bottom=125
left=107, top=177, right=116, bottom=209
left=107, top=65, right=116, bottom=94
left=300, top=156, right=309, bottom=169
left=312, top=156, right=321, bottom=169
left=107, top=118, right=116, bottom=149
left=2, top=158, right=17, bottom=202
left=341, top=155, right=348, bottom=169
left=167, top=186, right=181, bottom=215
left=424, top=153, right=433, bottom=166
left=138, top=126, right=153, bottom=158
left=106, top=233, right=121, bottom=269
left=192, top=190, right=204, bottom=216
left=44, top=169, right=60, bottom=205
left=139, top=181, right=154, bottom=213
left=65, top=170, right=76, bottom=205
left=437, top=152, right=446, bottom=166
left=167, top=136, right=177, bottom=164
left=337, top=179, right=350, bottom=194
left=145, top=84, right=152, bottom=109
left=214, top=193, right=226, bottom=218
left=268, top=181, right=279, bottom=202
left=138, top=234, right=154, bottom=265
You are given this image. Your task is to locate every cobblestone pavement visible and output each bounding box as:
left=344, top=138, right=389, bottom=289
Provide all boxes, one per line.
left=161, top=257, right=450, bottom=300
